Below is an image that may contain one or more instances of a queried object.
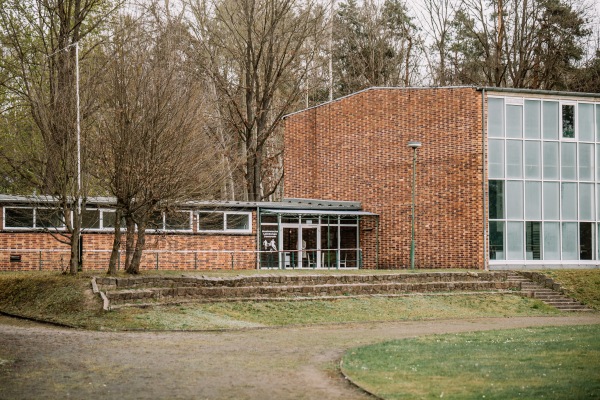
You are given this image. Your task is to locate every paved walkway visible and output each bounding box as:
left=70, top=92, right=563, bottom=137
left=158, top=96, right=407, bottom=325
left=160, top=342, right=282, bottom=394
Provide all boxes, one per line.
left=1, top=314, right=599, bottom=399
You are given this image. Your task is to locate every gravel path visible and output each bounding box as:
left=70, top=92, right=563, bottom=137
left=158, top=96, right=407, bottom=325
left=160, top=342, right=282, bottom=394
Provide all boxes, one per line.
left=1, top=314, right=599, bottom=399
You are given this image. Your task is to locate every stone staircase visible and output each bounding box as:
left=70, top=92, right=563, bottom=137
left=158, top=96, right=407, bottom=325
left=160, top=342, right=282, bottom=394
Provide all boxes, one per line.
left=92, top=271, right=516, bottom=310
left=507, top=271, right=592, bottom=312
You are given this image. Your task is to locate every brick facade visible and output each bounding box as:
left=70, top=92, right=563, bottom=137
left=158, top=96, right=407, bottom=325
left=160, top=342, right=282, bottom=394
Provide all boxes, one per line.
left=284, top=87, right=485, bottom=269
left=0, top=212, right=257, bottom=271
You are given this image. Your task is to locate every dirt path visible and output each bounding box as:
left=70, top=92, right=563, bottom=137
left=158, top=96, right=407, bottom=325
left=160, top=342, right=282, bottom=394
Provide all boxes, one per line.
left=1, top=314, right=599, bottom=399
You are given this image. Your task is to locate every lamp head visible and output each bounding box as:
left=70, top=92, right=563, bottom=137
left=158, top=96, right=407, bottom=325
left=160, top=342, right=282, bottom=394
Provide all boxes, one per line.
left=407, top=141, right=422, bottom=149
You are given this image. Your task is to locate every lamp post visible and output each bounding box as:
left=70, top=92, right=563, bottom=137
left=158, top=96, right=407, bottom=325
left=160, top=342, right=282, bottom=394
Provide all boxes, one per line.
left=408, top=141, right=421, bottom=270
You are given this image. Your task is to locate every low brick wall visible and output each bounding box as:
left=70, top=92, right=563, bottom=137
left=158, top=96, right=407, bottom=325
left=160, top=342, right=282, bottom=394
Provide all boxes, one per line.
left=96, top=272, right=509, bottom=291
left=95, top=272, right=516, bottom=307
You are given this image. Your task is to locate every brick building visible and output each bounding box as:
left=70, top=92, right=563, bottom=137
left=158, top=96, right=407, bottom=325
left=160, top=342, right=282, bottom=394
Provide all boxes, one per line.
left=0, top=195, right=371, bottom=271
left=2, top=86, right=599, bottom=271
left=284, top=86, right=600, bottom=269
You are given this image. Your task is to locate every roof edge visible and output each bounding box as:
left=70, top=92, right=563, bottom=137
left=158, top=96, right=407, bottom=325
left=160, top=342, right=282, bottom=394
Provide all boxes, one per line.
left=477, top=86, right=600, bottom=99
left=283, top=86, right=477, bottom=119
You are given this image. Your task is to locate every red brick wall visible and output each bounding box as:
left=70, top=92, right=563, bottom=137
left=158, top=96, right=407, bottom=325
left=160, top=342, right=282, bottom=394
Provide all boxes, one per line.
left=0, top=213, right=257, bottom=271
left=284, top=87, right=485, bottom=269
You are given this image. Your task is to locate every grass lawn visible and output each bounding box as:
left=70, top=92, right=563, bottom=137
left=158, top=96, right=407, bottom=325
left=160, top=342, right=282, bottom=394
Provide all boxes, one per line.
left=341, top=324, right=600, bottom=399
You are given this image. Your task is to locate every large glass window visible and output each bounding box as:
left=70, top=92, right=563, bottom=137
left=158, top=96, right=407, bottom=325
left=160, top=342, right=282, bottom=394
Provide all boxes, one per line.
left=597, top=104, right=600, bottom=142
left=165, top=212, right=192, bottom=231
left=579, top=184, right=594, bottom=221
left=506, top=181, right=523, bottom=219
left=198, top=211, right=252, bottom=232
left=489, top=140, right=505, bottom=178
left=561, top=142, right=577, bottom=180
left=488, top=98, right=505, bottom=137
left=524, top=100, right=541, bottom=139
left=489, top=180, right=504, bottom=219
left=562, top=104, right=575, bottom=138
left=543, top=101, right=559, bottom=139
left=597, top=145, right=600, bottom=182
left=543, top=142, right=559, bottom=180
left=578, top=103, right=594, bottom=141
left=506, top=140, right=523, bottom=178
left=82, top=209, right=100, bottom=229
left=525, top=221, right=541, bottom=260
left=580, top=222, right=593, bottom=260
left=579, top=143, right=594, bottom=181
left=561, top=222, right=578, bottom=260
left=506, top=105, right=523, bottom=138
left=488, top=96, right=598, bottom=263
left=35, top=208, right=63, bottom=229
left=198, top=212, right=225, bottom=231
left=489, top=221, right=504, bottom=260
left=561, top=183, right=577, bottom=220
left=543, top=182, right=560, bottom=220
left=506, top=222, right=524, bottom=260
left=226, top=213, right=251, bottom=230
left=524, top=141, right=541, bottom=179
left=525, top=182, right=541, bottom=220
left=4, top=207, right=34, bottom=228
left=543, top=222, right=560, bottom=260
left=148, top=212, right=164, bottom=230
left=103, top=210, right=124, bottom=229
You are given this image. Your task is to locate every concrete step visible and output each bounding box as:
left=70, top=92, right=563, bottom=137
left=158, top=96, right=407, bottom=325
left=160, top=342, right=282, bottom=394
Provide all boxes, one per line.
left=510, top=270, right=593, bottom=312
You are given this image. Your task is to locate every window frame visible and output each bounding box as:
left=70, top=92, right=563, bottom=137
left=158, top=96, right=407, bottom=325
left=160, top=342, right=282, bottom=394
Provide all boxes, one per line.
left=560, top=101, right=577, bottom=140
left=197, top=211, right=252, bottom=233
left=2, top=206, right=66, bottom=230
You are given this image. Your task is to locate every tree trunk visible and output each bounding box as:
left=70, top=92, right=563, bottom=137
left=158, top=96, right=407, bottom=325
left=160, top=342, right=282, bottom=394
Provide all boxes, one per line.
left=107, top=208, right=122, bottom=275
left=128, top=219, right=147, bottom=274
left=124, top=214, right=135, bottom=271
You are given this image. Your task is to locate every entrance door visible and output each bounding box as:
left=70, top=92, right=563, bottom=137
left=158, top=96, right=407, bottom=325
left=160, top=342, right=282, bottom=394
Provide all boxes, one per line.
left=301, top=227, right=318, bottom=268
left=282, top=226, right=299, bottom=268
left=281, top=225, right=320, bottom=268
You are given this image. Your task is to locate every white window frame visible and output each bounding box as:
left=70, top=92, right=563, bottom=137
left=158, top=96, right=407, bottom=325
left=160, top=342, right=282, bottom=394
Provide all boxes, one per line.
left=2, top=206, right=66, bottom=230
left=3, top=206, right=35, bottom=229
left=560, top=101, right=577, bottom=141
left=197, top=211, right=252, bottom=233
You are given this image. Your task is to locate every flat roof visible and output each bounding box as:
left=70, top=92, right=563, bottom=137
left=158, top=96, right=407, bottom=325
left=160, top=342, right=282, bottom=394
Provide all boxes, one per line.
left=0, top=195, right=363, bottom=212
left=478, top=86, right=600, bottom=100
left=262, top=209, right=377, bottom=216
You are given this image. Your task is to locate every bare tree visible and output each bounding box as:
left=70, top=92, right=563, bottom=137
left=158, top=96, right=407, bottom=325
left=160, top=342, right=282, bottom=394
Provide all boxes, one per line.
left=95, top=4, right=219, bottom=275
left=0, top=0, right=116, bottom=274
left=189, top=0, right=327, bottom=201
left=419, top=0, right=458, bottom=86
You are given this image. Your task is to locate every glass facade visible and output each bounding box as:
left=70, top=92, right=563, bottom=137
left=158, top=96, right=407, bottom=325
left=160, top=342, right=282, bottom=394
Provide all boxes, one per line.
left=259, top=212, right=361, bottom=269
left=488, top=96, right=599, bottom=263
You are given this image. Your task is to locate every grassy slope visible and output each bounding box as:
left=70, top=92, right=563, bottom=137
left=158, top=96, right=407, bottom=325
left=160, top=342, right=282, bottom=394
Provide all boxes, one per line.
left=543, top=269, right=600, bottom=310
left=0, top=269, right=596, bottom=330
left=341, top=325, right=600, bottom=399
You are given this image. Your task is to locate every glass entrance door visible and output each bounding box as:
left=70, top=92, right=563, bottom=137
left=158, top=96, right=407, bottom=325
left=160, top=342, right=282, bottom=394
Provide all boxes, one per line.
left=282, top=226, right=299, bottom=268
left=281, top=225, right=320, bottom=268
left=301, top=227, right=318, bottom=268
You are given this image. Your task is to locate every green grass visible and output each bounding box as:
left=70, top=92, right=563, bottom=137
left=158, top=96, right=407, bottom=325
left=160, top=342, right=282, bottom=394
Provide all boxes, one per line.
left=543, top=269, right=600, bottom=310
left=197, top=295, right=559, bottom=326
left=0, top=270, right=594, bottom=330
left=341, top=324, right=600, bottom=399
